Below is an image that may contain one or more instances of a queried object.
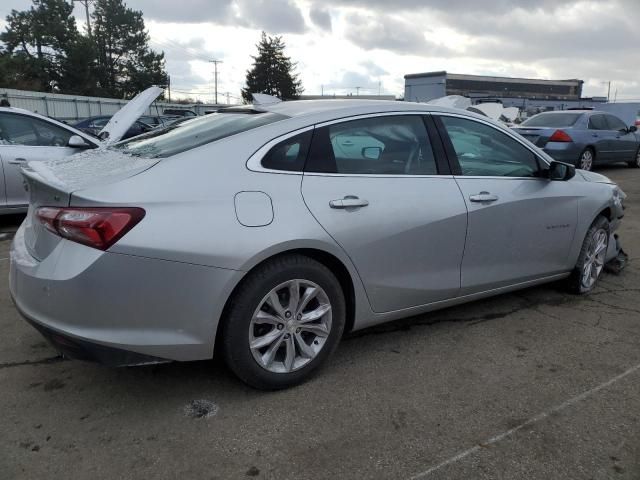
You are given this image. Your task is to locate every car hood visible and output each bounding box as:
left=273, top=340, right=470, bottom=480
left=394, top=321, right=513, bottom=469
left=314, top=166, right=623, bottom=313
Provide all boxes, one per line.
left=578, top=170, right=616, bottom=185
left=98, top=86, right=163, bottom=145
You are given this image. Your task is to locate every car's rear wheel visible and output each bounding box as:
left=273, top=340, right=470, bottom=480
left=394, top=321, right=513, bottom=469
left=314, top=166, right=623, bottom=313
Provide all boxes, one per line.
left=577, top=148, right=594, bottom=171
left=221, top=254, right=345, bottom=390
left=627, top=147, right=640, bottom=168
left=567, top=216, right=609, bottom=294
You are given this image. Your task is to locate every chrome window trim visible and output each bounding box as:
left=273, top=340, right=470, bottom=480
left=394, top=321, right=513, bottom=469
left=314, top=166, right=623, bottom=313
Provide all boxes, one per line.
left=247, top=110, right=442, bottom=176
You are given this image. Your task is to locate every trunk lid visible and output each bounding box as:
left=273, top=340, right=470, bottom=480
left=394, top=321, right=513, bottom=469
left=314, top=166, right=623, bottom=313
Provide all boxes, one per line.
left=98, top=86, right=163, bottom=145
left=21, top=149, right=159, bottom=260
left=512, top=126, right=568, bottom=148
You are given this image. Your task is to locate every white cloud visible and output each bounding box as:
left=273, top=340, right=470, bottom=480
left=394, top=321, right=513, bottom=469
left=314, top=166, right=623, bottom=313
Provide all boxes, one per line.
left=1, top=0, right=638, bottom=101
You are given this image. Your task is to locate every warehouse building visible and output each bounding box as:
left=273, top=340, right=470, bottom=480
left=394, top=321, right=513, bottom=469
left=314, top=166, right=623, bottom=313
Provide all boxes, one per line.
left=404, top=71, right=585, bottom=104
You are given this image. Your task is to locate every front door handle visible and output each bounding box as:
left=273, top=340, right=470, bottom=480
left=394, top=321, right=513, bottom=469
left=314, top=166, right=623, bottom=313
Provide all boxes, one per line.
left=8, top=158, right=27, bottom=165
left=329, top=196, right=369, bottom=209
left=469, top=192, right=499, bottom=203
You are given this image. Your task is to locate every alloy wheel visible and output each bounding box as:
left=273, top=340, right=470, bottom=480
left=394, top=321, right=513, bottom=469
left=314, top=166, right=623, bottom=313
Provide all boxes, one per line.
left=579, top=150, right=593, bottom=171
left=581, top=228, right=608, bottom=290
left=249, top=279, right=332, bottom=373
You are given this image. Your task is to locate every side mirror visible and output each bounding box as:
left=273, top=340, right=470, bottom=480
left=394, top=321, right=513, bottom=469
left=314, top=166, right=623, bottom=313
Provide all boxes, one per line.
left=547, top=160, right=576, bottom=181
left=68, top=134, right=91, bottom=148
left=362, top=146, right=382, bottom=160
left=629, top=125, right=637, bottom=133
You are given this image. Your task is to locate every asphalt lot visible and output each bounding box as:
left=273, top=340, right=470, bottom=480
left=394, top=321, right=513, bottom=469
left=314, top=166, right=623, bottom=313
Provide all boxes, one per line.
left=1, top=167, right=640, bottom=480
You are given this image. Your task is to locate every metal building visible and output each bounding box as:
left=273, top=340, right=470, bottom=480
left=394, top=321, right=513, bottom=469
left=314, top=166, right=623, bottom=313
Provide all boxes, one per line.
left=404, top=71, right=584, bottom=103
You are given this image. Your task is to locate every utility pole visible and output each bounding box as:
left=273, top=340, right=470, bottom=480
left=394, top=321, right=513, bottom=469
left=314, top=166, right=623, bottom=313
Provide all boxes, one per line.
left=602, top=81, right=611, bottom=102
left=209, top=59, right=223, bottom=105
left=355, top=86, right=361, bottom=96
left=167, top=75, right=171, bottom=102
left=73, top=0, right=94, bottom=38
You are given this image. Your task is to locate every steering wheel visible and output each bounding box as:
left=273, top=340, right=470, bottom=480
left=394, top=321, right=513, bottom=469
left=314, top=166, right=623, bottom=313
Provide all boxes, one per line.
left=52, top=136, right=66, bottom=147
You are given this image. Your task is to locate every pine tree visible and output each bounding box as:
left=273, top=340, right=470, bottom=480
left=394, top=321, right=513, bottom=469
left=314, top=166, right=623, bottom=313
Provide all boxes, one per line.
left=92, top=0, right=167, bottom=98
left=0, top=0, right=78, bottom=91
left=242, top=32, right=303, bottom=103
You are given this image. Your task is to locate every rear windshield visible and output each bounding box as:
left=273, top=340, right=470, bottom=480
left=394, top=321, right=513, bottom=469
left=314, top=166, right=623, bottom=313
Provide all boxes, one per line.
left=112, top=111, right=287, bottom=158
left=521, top=113, right=581, bottom=127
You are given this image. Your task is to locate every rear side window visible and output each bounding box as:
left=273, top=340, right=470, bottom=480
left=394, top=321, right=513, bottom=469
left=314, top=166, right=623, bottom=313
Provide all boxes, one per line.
left=261, top=131, right=312, bottom=171
left=588, top=115, right=608, bottom=130
left=306, top=115, right=437, bottom=175
left=522, top=113, right=580, bottom=127
left=114, top=111, right=287, bottom=158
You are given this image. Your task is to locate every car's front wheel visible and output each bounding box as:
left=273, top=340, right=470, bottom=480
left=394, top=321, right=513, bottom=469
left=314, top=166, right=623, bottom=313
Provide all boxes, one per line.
left=628, top=147, right=640, bottom=168
left=221, top=254, right=345, bottom=390
left=567, top=216, right=609, bottom=294
left=577, top=148, right=594, bottom=171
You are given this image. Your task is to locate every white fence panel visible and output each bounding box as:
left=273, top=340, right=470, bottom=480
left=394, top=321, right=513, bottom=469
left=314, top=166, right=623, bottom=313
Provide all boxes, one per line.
left=0, top=88, right=232, bottom=122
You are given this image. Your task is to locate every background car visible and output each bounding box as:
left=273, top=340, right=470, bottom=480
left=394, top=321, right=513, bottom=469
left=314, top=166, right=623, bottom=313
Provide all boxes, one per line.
left=10, top=100, right=626, bottom=390
left=73, top=115, right=153, bottom=140
left=0, top=87, right=162, bottom=214
left=162, top=108, right=197, bottom=117
left=0, top=107, right=99, bottom=214
left=512, top=110, right=640, bottom=170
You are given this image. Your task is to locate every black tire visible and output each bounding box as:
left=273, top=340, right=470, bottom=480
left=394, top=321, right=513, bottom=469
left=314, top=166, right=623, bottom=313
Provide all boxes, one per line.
left=566, top=215, right=610, bottom=294
left=577, top=148, right=594, bottom=171
left=627, top=147, right=640, bottom=168
left=221, top=254, right=346, bottom=390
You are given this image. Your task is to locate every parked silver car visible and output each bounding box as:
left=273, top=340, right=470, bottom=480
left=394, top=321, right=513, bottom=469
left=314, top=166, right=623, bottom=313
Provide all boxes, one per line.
left=10, top=100, right=626, bottom=389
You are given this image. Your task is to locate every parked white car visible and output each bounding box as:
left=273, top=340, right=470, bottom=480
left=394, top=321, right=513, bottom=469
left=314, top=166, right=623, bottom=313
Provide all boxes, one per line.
left=0, top=87, right=162, bottom=214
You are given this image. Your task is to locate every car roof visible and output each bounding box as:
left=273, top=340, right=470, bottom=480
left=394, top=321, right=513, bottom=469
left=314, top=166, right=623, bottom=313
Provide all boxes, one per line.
left=253, top=99, right=497, bottom=128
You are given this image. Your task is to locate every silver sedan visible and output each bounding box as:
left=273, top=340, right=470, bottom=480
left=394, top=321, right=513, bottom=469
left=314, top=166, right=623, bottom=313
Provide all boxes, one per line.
left=10, top=100, right=626, bottom=389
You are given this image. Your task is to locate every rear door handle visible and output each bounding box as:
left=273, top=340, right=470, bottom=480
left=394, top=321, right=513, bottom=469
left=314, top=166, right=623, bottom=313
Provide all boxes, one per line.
left=469, top=192, right=499, bottom=203
left=329, top=196, right=369, bottom=209
left=8, top=158, right=27, bottom=165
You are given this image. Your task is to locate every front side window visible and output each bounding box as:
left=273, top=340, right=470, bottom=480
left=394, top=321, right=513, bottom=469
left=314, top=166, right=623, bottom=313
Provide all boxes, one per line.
left=306, top=115, right=437, bottom=175
left=440, top=116, right=540, bottom=177
left=0, top=113, right=39, bottom=145
left=605, top=114, right=627, bottom=131
left=31, top=117, right=73, bottom=146
left=114, top=111, right=288, bottom=158
left=0, top=113, right=71, bottom=147
left=588, top=114, right=608, bottom=130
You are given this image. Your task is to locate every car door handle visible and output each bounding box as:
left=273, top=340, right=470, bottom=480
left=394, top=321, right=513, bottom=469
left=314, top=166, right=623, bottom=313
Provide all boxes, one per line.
left=329, top=196, right=369, bottom=209
left=8, top=158, right=27, bottom=165
left=591, top=134, right=599, bottom=137
left=469, top=192, right=499, bottom=203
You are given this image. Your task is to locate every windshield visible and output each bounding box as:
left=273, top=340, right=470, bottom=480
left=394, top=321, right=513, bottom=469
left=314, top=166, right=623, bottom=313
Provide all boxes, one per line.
left=521, top=113, right=581, bottom=127
left=112, top=111, right=288, bottom=158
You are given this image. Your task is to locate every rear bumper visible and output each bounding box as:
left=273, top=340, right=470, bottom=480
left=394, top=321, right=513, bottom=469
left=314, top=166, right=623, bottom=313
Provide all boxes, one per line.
left=9, top=224, right=243, bottom=364
left=542, top=142, right=581, bottom=164
left=17, top=306, right=168, bottom=366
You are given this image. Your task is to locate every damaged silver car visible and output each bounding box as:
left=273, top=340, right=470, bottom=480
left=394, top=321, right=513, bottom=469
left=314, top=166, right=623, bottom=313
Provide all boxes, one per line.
left=10, top=99, right=626, bottom=389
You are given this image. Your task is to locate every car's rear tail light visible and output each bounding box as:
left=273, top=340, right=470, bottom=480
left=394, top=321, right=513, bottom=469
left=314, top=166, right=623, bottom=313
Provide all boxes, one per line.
left=36, top=207, right=145, bottom=250
left=548, top=129, right=573, bottom=142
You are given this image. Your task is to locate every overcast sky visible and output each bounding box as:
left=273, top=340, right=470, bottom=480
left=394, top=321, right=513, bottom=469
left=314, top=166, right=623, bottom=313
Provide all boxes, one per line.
left=1, top=0, right=639, bottom=103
